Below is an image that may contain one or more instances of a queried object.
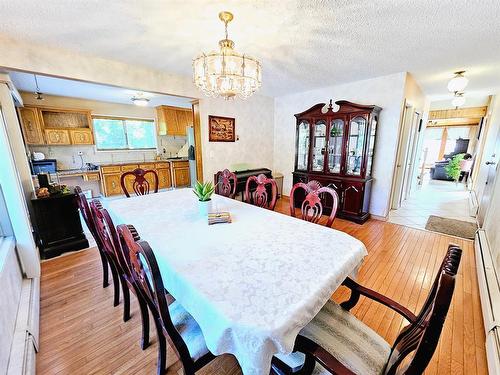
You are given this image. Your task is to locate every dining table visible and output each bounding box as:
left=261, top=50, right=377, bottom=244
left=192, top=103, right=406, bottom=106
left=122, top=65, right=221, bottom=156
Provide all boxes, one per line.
left=106, top=188, right=367, bottom=375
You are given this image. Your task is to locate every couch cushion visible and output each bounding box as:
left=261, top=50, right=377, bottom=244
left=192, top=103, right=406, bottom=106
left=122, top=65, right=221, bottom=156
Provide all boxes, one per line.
left=301, top=300, right=391, bottom=375
left=169, top=300, right=209, bottom=362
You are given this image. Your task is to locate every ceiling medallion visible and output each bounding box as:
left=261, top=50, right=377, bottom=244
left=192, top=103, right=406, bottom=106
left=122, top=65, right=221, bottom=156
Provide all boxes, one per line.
left=193, top=11, right=262, bottom=100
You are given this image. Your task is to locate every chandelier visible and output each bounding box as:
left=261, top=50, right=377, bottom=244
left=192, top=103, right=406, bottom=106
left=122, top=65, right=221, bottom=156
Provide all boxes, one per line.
left=193, top=11, right=262, bottom=100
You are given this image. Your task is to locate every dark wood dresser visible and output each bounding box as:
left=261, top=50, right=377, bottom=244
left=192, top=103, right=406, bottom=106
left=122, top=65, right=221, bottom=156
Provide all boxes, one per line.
left=31, top=191, right=89, bottom=258
left=292, top=100, right=381, bottom=224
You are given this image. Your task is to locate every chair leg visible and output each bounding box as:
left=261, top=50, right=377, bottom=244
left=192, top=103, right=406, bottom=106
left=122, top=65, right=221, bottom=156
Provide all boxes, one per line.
left=152, top=315, right=167, bottom=375
left=137, top=294, right=150, bottom=350
left=108, top=259, right=120, bottom=307
left=120, top=275, right=131, bottom=322
left=98, top=250, right=109, bottom=288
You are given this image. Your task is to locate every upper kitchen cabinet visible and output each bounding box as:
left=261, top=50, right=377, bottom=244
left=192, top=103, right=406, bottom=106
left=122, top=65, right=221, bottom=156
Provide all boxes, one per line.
left=18, top=106, right=45, bottom=145
left=18, top=105, right=94, bottom=146
left=156, top=105, right=193, bottom=136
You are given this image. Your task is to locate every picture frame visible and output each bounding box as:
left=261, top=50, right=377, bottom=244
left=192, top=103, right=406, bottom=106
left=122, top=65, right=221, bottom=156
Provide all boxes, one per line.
left=208, top=115, right=235, bottom=142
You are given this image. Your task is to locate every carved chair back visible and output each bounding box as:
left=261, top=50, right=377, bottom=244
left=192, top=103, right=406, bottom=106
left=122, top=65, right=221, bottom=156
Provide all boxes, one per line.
left=117, top=225, right=195, bottom=365
left=214, top=169, right=237, bottom=198
left=289, top=180, right=339, bottom=227
left=120, top=168, right=159, bottom=198
left=89, top=201, right=128, bottom=272
left=74, top=187, right=101, bottom=248
left=384, top=245, right=462, bottom=374
left=244, top=173, right=278, bottom=210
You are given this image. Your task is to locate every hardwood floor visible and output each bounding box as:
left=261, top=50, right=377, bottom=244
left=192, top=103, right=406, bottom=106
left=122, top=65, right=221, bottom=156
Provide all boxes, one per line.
left=37, top=197, right=487, bottom=374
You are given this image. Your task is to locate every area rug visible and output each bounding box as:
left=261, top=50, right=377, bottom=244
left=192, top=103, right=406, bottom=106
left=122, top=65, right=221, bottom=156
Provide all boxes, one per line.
left=425, top=215, right=477, bottom=239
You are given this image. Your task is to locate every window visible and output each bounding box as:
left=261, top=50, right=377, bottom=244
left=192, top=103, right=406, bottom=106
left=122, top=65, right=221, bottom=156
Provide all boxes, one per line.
left=93, top=117, right=156, bottom=150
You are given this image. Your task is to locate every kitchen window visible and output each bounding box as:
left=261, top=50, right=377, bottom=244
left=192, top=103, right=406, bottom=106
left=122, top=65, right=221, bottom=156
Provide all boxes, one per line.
left=93, top=116, right=157, bottom=151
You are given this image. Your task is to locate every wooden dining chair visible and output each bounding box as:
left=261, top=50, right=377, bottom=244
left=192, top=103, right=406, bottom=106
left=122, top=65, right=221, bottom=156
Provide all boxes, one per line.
left=273, top=244, right=462, bottom=375
left=244, top=173, right=278, bottom=210
left=214, top=169, right=237, bottom=198
left=121, top=168, right=159, bottom=197
left=74, top=186, right=109, bottom=288
left=118, top=224, right=216, bottom=375
left=89, top=201, right=151, bottom=350
left=289, top=181, right=339, bottom=228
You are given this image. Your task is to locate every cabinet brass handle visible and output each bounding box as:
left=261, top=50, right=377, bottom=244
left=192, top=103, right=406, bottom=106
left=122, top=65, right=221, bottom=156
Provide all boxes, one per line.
left=111, top=181, right=116, bottom=189
left=27, top=121, right=33, bottom=131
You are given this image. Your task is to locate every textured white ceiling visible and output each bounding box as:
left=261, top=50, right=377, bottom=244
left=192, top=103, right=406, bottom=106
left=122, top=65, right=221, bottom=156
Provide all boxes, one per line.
left=1, top=0, right=500, bottom=97
left=8, top=71, right=194, bottom=107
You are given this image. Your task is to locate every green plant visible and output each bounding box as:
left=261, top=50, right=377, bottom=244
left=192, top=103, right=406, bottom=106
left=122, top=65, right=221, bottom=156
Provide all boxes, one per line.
left=193, top=181, right=215, bottom=202
left=445, top=153, right=465, bottom=181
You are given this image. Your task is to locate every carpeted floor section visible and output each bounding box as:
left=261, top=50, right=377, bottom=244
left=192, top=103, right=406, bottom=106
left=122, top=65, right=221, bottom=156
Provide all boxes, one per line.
left=425, top=215, right=477, bottom=239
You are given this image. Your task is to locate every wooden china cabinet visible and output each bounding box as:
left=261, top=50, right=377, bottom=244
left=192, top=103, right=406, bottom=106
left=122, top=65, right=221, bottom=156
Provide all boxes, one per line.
left=292, top=100, right=381, bottom=224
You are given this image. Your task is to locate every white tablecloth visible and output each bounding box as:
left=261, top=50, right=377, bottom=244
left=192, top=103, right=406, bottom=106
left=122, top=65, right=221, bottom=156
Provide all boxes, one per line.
left=107, top=189, right=367, bottom=375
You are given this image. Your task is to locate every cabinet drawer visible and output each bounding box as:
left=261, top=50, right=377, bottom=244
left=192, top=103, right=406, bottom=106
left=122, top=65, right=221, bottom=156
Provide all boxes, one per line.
left=121, top=164, right=139, bottom=172
left=101, top=166, right=121, bottom=174
left=83, top=172, right=100, bottom=181
left=139, top=163, right=155, bottom=170
left=70, top=129, right=94, bottom=145
left=172, top=160, right=189, bottom=168
left=155, top=162, right=170, bottom=169
left=45, top=129, right=71, bottom=145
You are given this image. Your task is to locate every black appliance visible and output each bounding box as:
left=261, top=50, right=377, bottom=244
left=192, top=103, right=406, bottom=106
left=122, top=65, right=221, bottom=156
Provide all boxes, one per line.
left=31, top=159, right=57, bottom=175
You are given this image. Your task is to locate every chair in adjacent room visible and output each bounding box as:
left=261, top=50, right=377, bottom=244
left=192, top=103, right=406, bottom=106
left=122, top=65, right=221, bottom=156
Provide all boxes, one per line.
left=244, top=173, right=278, bottom=211
left=90, top=202, right=150, bottom=350
left=120, top=168, right=159, bottom=197
left=118, top=224, right=216, bottom=375
left=273, top=244, right=462, bottom=375
left=74, top=186, right=109, bottom=288
left=214, top=168, right=237, bottom=198
left=289, top=181, right=339, bottom=228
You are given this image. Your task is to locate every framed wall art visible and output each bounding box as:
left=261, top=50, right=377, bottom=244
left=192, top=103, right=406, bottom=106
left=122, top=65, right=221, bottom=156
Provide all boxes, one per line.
left=208, top=115, right=235, bottom=142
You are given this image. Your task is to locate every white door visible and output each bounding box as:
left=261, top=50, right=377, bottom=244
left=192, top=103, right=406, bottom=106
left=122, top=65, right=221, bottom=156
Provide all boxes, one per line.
left=391, top=104, right=414, bottom=209
left=402, top=111, right=421, bottom=201
left=477, top=137, right=499, bottom=226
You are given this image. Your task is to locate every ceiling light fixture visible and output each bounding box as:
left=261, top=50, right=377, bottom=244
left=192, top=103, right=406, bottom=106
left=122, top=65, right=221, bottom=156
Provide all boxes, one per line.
left=451, top=92, right=466, bottom=108
left=192, top=11, right=262, bottom=100
left=447, top=71, right=468, bottom=93
left=131, top=93, right=150, bottom=106
left=33, top=74, right=44, bottom=100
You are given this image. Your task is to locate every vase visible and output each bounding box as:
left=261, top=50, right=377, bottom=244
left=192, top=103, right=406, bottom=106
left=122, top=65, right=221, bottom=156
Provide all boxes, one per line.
left=198, top=199, right=212, bottom=217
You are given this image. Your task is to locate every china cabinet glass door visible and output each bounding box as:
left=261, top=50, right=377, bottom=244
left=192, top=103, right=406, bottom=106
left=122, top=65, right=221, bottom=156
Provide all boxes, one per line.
left=328, top=118, right=344, bottom=173
left=296, top=120, right=310, bottom=171
left=346, top=116, right=367, bottom=176
left=311, top=120, right=327, bottom=172
left=366, top=117, right=377, bottom=176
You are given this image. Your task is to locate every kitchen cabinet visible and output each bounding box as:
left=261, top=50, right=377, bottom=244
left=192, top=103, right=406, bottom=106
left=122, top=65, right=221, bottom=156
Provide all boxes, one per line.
left=70, top=129, right=94, bottom=145
left=18, top=105, right=95, bottom=146
left=172, top=160, right=190, bottom=187
left=102, top=173, right=123, bottom=196
left=157, top=167, right=172, bottom=189
left=156, top=105, right=192, bottom=136
left=292, top=100, right=381, bottom=224
left=18, top=106, right=44, bottom=145
left=45, top=129, right=71, bottom=145
left=100, top=161, right=172, bottom=196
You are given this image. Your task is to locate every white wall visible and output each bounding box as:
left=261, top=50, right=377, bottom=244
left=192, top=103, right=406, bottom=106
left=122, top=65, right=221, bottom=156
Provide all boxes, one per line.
left=200, top=95, right=275, bottom=182
left=273, top=72, right=406, bottom=217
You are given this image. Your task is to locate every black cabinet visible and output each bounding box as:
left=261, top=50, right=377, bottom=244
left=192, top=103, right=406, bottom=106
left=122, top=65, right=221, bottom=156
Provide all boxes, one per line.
left=31, top=191, right=89, bottom=258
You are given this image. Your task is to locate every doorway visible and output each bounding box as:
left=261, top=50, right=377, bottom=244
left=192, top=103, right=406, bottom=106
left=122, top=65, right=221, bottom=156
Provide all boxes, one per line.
left=388, top=101, right=488, bottom=230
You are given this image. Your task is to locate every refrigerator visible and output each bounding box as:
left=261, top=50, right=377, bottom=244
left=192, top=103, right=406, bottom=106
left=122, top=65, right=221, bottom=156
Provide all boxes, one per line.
left=187, top=127, right=197, bottom=187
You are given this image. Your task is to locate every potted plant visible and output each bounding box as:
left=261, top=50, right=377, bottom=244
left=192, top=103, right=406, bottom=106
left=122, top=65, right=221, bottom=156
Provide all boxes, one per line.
left=193, top=181, right=215, bottom=216
left=445, top=153, right=465, bottom=182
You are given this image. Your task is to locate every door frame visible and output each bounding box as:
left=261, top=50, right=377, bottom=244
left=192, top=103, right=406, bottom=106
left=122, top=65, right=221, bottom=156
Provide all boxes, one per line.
left=191, top=100, right=203, bottom=183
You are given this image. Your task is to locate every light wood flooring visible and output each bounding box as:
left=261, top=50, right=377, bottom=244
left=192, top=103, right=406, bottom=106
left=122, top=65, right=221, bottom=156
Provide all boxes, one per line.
left=37, top=197, right=487, bottom=374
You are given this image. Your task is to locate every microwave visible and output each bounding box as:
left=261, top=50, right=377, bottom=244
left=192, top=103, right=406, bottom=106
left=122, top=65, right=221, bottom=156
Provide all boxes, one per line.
left=31, top=159, right=57, bottom=175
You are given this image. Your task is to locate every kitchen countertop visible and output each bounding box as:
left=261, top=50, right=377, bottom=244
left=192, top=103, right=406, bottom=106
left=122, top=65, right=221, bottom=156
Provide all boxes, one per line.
left=98, top=158, right=188, bottom=166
